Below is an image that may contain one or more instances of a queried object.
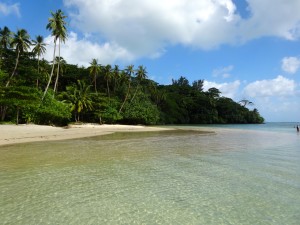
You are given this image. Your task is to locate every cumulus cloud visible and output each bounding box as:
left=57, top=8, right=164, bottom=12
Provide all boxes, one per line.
left=203, top=80, right=240, bottom=99
left=251, top=95, right=300, bottom=122
left=61, top=0, right=300, bottom=60
left=241, top=0, right=300, bottom=41
left=0, top=2, right=20, bottom=17
left=243, top=75, right=297, bottom=98
left=281, top=57, right=300, bottom=74
left=43, top=32, right=134, bottom=66
left=63, top=0, right=241, bottom=58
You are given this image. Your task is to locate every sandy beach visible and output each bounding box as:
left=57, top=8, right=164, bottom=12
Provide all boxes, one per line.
left=0, top=124, right=175, bottom=146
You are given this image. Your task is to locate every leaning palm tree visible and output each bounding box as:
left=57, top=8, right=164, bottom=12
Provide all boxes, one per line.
left=53, top=56, right=66, bottom=93
left=130, top=65, right=147, bottom=103
left=6, top=29, right=31, bottom=87
left=118, top=64, right=134, bottom=113
left=38, top=59, right=50, bottom=86
left=88, top=58, right=100, bottom=93
left=43, top=9, right=67, bottom=99
left=32, top=35, right=46, bottom=87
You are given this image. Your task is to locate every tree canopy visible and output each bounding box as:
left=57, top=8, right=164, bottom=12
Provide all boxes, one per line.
left=0, top=14, right=264, bottom=126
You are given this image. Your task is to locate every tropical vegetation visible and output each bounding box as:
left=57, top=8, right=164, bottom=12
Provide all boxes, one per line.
left=0, top=10, right=264, bottom=126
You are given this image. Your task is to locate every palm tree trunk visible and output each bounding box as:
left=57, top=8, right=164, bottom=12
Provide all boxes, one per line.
left=130, top=83, right=140, bottom=103
left=1, top=106, right=8, bottom=121
left=42, top=39, right=57, bottom=100
left=118, top=83, right=130, bottom=113
left=54, top=39, right=61, bottom=94
left=36, top=54, right=40, bottom=88
left=16, top=107, right=19, bottom=125
left=107, top=80, right=110, bottom=99
left=6, top=49, right=20, bottom=87
left=94, top=73, right=97, bottom=93
left=113, top=77, right=117, bottom=93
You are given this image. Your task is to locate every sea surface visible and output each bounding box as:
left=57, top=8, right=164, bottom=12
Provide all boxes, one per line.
left=1, top=123, right=299, bottom=224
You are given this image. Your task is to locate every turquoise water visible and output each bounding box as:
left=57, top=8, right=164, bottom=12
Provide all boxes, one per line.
left=180, top=122, right=300, bottom=134
left=1, top=124, right=300, bottom=224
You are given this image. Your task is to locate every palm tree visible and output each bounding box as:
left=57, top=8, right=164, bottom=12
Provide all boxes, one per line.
left=0, top=27, right=12, bottom=120
left=62, top=80, right=93, bottom=122
left=32, top=35, right=46, bottom=87
left=149, top=81, right=166, bottom=107
left=130, top=65, right=147, bottom=103
left=53, top=56, right=66, bottom=93
left=0, top=26, right=12, bottom=50
left=6, top=29, right=31, bottom=87
left=118, top=64, right=134, bottom=113
left=88, top=58, right=100, bottom=93
left=38, top=59, right=50, bottom=86
left=43, top=9, right=67, bottom=99
left=112, top=65, right=120, bottom=93
left=0, top=26, right=12, bottom=70
left=0, top=26, right=11, bottom=64
left=103, top=64, right=112, bottom=98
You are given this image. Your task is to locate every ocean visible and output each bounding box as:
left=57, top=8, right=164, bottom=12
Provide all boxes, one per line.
left=1, top=123, right=299, bottom=224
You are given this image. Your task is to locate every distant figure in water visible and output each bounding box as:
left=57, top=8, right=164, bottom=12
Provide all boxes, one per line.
left=297, top=125, right=299, bottom=132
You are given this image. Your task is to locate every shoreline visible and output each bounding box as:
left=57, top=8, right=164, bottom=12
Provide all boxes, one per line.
left=1, top=123, right=284, bottom=147
left=0, top=124, right=176, bottom=146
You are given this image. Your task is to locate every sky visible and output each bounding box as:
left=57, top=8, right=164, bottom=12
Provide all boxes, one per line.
left=1, top=0, right=300, bottom=122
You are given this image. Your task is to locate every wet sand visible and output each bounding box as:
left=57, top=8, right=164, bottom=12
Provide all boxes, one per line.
left=0, top=124, right=175, bottom=146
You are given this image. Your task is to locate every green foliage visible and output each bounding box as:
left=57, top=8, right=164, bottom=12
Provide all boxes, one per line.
left=0, top=23, right=265, bottom=126
left=0, top=86, right=40, bottom=124
left=0, top=69, right=8, bottom=83
left=216, top=97, right=262, bottom=124
left=94, top=97, right=123, bottom=124
left=58, top=80, right=93, bottom=122
left=158, top=77, right=264, bottom=124
left=122, top=93, right=160, bottom=125
left=35, top=91, right=71, bottom=126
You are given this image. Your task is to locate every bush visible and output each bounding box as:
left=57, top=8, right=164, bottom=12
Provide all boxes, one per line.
left=122, top=94, right=160, bottom=125
left=34, top=92, right=72, bottom=126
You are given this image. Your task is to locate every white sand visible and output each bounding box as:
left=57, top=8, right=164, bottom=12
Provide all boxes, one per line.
left=0, top=124, right=174, bottom=146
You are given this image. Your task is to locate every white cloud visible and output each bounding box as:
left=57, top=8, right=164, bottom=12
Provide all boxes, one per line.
left=203, top=80, right=240, bottom=99
left=63, top=0, right=241, bottom=58
left=243, top=75, right=297, bottom=98
left=240, top=0, right=300, bottom=41
left=0, top=2, right=20, bottom=17
left=212, top=65, right=234, bottom=78
left=281, top=57, right=300, bottom=74
left=246, top=92, right=300, bottom=122
left=44, top=32, right=134, bottom=66
left=61, top=0, right=300, bottom=60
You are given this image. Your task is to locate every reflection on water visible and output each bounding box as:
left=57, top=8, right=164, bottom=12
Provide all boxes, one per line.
left=1, top=127, right=300, bottom=224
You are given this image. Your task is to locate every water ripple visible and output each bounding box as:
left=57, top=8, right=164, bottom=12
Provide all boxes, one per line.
left=1, top=128, right=300, bottom=224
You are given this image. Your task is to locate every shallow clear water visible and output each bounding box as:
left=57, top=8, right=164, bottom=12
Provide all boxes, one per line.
left=1, top=125, right=300, bottom=224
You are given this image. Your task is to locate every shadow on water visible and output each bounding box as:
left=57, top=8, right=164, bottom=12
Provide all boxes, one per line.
left=85, top=128, right=215, bottom=141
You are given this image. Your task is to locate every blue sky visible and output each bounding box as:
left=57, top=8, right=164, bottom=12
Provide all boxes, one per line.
left=1, top=0, right=300, bottom=122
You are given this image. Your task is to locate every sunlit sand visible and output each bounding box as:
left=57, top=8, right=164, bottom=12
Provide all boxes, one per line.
left=0, top=124, right=175, bottom=146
